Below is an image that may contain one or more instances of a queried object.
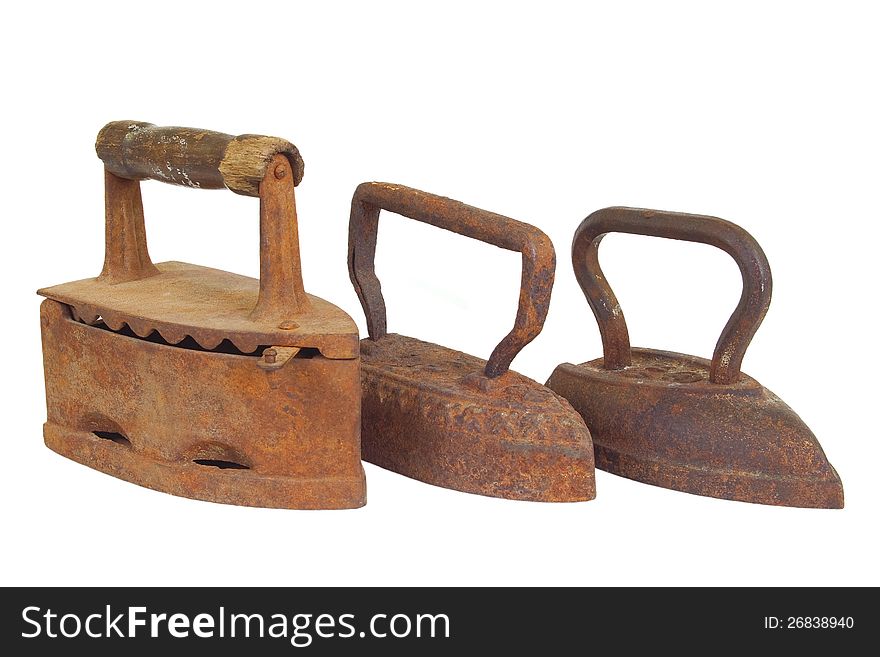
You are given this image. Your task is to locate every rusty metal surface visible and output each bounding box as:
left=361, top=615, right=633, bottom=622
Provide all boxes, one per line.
left=38, top=122, right=364, bottom=509
left=41, top=300, right=365, bottom=509
left=39, top=263, right=358, bottom=358
left=349, top=182, right=595, bottom=502
left=361, top=335, right=594, bottom=501
left=546, top=207, right=843, bottom=508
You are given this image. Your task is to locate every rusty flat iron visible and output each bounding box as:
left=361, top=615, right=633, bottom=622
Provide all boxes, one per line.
left=38, top=121, right=365, bottom=509
left=349, top=182, right=595, bottom=502
left=546, top=207, right=843, bottom=508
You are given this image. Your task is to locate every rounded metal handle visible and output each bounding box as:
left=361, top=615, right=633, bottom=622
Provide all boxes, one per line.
left=96, top=121, right=304, bottom=196
left=572, top=207, right=772, bottom=384
left=349, top=182, right=556, bottom=378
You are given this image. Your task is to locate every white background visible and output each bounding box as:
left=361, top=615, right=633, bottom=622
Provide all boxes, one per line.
left=2, top=1, right=877, bottom=586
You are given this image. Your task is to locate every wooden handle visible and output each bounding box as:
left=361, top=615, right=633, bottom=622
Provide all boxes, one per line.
left=95, top=121, right=304, bottom=196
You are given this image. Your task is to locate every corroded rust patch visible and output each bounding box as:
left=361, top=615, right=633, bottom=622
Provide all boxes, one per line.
left=363, top=335, right=595, bottom=501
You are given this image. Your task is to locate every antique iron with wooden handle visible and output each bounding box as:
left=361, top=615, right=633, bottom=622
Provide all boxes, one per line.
left=38, top=121, right=365, bottom=509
